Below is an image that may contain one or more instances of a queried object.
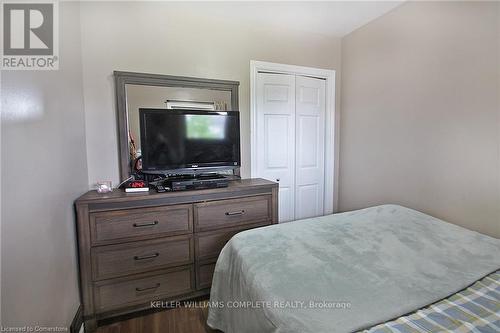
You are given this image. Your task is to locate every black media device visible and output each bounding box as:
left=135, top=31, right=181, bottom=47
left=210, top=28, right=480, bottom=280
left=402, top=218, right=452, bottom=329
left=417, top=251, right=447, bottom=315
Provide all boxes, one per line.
left=139, top=108, right=240, bottom=191
left=164, top=174, right=229, bottom=191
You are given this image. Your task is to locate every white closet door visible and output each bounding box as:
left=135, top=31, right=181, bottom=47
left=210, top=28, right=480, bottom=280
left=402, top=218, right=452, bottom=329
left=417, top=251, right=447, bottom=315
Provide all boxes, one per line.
left=295, top=76, right=326, bottom=219
left=255, top=72, right=296, bottom=222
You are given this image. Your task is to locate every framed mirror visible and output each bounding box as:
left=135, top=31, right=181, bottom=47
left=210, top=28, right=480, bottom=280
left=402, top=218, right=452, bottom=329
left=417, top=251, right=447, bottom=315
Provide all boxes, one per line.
left=114, top=71, right=240, bottom=181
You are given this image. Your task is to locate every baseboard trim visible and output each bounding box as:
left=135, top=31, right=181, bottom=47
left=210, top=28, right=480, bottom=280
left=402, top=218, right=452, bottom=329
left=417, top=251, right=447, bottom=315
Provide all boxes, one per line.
left=70, top=305, right=83, bottom=333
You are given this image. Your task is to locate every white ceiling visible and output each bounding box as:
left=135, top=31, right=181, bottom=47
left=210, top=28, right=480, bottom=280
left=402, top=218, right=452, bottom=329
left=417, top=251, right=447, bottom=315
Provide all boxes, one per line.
left=185, top=1, right=404, bottom=37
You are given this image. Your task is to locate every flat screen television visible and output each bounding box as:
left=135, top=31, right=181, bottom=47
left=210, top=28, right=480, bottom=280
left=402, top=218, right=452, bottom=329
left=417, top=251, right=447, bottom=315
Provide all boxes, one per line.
left=139, top=108, right=241, bottom=174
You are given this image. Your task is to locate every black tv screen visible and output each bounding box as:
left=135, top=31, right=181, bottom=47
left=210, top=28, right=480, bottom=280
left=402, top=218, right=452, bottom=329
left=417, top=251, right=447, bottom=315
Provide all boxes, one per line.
left=139, top=109, right=241, bottom=173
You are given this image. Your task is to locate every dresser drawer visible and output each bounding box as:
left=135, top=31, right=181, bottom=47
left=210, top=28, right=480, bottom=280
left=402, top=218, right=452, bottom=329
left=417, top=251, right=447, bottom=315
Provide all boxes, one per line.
left=194, top=195, right=272, bottom=232
left=195, top=222, right=269, bottom=261
left=90, top=204, right=193, bottom=245
left=91, top=235, right=193, bottom=280
left=94, top=267, right=194, bottom=313
left=196, top=261, right=216, bottom=290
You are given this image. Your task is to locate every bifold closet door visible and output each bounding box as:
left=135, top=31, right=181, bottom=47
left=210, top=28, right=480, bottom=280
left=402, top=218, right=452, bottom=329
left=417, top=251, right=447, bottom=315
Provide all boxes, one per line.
left=255, top=72, right=296, bottom=222
left=295, top=75, right=326, bottom=220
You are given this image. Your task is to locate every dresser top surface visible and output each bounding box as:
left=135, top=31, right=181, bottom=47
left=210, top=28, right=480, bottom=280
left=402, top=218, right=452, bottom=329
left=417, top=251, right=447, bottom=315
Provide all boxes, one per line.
left=75, top=178, right=277, bottom=205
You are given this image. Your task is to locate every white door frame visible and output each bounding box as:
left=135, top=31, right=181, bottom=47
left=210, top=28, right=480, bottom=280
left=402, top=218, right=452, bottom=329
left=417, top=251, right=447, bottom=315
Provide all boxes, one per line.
left=250, top=60, right=337, bottom=215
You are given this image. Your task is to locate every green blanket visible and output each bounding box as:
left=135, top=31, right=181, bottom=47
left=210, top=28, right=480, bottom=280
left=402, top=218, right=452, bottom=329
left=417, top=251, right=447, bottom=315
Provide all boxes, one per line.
left=207, top=205, right=500, bottom=333
left=359, top=270, right=500, bottom=332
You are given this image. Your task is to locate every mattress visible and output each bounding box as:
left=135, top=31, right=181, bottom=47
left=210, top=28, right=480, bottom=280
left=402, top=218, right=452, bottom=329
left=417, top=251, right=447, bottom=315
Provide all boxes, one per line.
left=207, top=205, right=500, bottom=333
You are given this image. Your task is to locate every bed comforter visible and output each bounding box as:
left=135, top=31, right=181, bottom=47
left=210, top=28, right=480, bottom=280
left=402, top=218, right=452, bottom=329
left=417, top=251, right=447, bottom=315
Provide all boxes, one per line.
left=360, top=270, right=499, bottom=332
left=207, top=205, right=500, bottom=333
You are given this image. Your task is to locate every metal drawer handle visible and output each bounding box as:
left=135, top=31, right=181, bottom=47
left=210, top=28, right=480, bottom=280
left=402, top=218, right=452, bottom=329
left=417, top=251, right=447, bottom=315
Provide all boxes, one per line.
left=134, top=253, right=159, bottom=261
left=225, top=210, right=245, bottom=216
left=135, top=283, right=160, bottom=292
left=133, top=221, right=158, bottom=228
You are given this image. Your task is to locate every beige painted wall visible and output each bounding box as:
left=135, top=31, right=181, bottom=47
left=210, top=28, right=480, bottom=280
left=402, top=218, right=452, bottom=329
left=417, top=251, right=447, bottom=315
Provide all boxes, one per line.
left=340, top=1, right=500, bottom=238
left=79, top=1, right=341, bottom=187
left=1, top=2, right=87, bottom=327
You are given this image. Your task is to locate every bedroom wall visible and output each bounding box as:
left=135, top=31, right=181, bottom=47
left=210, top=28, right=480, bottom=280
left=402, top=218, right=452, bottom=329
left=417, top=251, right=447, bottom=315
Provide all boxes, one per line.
left=79, top=1, right=341, bottom=187
left=1, top=2, right=87, bottom=327
left=340, top=1, right=500, bottom=238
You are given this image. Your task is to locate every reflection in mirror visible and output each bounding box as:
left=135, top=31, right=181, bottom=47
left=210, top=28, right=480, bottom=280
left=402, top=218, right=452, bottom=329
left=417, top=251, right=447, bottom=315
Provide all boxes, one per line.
left=125, top=84, right=232, bottom=171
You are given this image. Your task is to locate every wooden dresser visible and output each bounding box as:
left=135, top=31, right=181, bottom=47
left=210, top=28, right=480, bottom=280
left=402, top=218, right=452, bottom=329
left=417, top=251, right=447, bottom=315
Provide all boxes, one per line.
left=75, top=178, right=278, bottom=332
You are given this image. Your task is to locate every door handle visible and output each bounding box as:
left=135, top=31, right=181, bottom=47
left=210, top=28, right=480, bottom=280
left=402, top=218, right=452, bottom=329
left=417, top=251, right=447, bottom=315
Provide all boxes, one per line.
left=134, top=253, right=160, bottom=261
left=225, top=210, right=245, bottom=216
left=133, top=221, right=158, bottom=228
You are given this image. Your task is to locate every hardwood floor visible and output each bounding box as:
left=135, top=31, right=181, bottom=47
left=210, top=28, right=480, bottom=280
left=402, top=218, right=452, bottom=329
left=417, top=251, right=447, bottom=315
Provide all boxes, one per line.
left=96, top=301, right=219, bottom=333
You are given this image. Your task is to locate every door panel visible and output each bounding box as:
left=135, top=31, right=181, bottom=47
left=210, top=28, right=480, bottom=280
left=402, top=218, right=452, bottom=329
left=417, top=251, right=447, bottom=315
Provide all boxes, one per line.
left=296, top=184, right=320, bottom=219
left=264, top=84, right=290, bottom=102
left=264, top=115, right=289, bottom=169
left=295, top=76, right=326, bottom=219
left=255, top=72, right=296, bottom=222
left=278, top=186, right=294, bottom=222
left=297, top=115, right=319, bottom=168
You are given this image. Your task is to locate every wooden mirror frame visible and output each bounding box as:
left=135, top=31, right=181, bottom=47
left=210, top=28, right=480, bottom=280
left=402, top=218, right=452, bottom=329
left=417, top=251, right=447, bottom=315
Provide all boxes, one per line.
left=114, top=71, right=240, bottom=181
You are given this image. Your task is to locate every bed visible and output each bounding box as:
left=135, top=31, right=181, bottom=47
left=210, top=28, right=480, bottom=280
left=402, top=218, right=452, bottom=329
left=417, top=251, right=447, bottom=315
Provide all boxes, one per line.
left=207, top=205, right=500, bottom=333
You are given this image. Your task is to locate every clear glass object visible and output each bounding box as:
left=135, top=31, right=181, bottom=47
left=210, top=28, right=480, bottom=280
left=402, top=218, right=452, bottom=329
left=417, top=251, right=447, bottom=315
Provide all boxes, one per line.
left=96, top=181, right=113, bottom=193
